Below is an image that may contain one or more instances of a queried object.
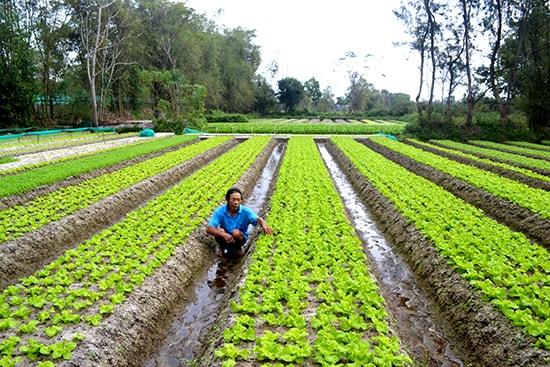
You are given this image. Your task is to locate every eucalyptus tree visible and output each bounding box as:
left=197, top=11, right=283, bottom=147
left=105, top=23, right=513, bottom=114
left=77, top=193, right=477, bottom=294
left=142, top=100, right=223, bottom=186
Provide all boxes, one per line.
left=508, top=0, right=550, bottom=137
left=217, top=27, right=261, bottom=112
left=394, top=0, right=442, bottom=119
left=0, top=0, right=36, bottom=127
left=304, top=77, right=322, bottom=109
left=68, top=0, right=137, bottom=126
left=18, top=0, right=74, bottom=121
left=346, top=72, right=371, bottom=113
left=458, top=0, right=481, bottom=125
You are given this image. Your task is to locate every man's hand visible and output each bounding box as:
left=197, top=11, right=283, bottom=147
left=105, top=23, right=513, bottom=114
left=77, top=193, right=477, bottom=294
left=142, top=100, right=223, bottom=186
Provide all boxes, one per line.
left=258, top=218, right=273, bottom=235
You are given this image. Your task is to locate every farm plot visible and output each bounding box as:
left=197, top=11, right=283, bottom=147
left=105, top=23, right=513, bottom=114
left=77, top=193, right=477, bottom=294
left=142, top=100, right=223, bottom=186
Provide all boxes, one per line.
left=0, top=136, right=277, bottom=367
left=1, top=133, right=549, bottom=367
left=403, top=139, right=550, bottom=190
left=328, top=136, right=550, bottom=367
left=430, top=139, right=550, bottom=174
left=363, top=136, right=550, bottom=248
left=201, top=136, right=413, bottom=366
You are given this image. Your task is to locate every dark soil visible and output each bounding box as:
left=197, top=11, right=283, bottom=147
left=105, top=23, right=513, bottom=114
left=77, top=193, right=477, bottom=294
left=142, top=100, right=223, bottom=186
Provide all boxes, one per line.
left=360, top=138, right=550, bottom=249
left=0, top=138, right=240, bottom=289
left=323, top=139, right=550, bottom=367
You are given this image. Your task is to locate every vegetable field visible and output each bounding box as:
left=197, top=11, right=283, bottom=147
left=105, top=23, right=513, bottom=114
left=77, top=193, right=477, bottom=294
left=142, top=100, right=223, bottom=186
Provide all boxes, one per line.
left=0, top=133, right=549, bottom=367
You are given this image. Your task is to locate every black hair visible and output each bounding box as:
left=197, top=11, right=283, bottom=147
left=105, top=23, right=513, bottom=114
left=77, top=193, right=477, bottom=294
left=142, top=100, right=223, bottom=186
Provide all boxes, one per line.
left=225, top=187, right=243, bottom=201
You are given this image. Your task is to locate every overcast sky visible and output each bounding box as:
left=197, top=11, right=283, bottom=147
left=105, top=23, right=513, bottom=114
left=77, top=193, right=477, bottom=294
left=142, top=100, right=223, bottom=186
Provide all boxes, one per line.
left=183, top=0, right=421, bottom=99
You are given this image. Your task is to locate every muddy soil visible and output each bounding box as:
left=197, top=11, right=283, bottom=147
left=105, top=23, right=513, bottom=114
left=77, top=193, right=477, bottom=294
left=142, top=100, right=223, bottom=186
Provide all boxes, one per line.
left=323, top=139, right=550, bottom=367
left=404, top=139, right=550, bottom=191
left=56, top=138, right=281, bottom=367
left=0, top=139, right=240, bottom=289
left=360, top=138, right=550, bottom=249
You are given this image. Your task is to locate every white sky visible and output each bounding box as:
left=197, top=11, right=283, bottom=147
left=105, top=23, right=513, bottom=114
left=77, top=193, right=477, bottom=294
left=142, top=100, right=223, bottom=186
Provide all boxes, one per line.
left=183, top=0, right=422, bottom=99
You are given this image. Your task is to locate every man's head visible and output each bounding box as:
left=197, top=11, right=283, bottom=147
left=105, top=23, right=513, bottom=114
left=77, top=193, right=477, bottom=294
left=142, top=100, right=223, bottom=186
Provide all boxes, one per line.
left=225, top=187, right=243, bottom=202
left=225, top=187, right=243, bottom=213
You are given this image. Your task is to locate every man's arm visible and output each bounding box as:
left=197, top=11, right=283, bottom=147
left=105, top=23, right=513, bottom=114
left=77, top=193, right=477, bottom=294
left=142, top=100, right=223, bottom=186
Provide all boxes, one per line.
left=256, top=217, right=273, bottom=235
left=206, top=225, right=235, bottom=243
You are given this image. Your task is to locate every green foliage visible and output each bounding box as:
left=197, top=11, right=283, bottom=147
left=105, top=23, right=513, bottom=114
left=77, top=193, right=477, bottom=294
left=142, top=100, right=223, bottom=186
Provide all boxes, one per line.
left=206, top=110, right=249, bottom=122
left=277, top=77, right=305, bottom=112
left=0, top=2, right=36, bottom=127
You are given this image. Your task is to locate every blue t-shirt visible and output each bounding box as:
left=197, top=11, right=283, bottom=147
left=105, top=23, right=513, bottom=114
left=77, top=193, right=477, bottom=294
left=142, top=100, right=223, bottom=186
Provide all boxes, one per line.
left=208, top=204, right=259, bottom=240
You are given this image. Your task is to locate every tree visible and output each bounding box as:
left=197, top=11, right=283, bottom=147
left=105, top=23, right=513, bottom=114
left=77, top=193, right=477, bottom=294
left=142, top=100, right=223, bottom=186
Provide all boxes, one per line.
left=0, top=1, right=36, bottom=127
left=70, top=0, right=136, bottom=126
left=346, top=72, right=370, bottom=113
left=459, top=0, right=480, bottom=125
left=511, top=0, right=550, bottom=137
left=253, top=75, right=278, bottom=115
left=277, top=77, right=304, bottom=112
left=394, top=0, right=441, bottom=119
left=304, top=77, right=322, bottom=108
left=20, top=0, right=74, bottom=122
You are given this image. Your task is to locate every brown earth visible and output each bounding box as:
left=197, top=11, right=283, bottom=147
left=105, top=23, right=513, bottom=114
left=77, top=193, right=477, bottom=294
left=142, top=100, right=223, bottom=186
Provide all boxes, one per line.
left=404, top=139, right=550, bottom=191
left=0, top=138, right=240, bottom=289
left=360, top=138, right=550, bottom=249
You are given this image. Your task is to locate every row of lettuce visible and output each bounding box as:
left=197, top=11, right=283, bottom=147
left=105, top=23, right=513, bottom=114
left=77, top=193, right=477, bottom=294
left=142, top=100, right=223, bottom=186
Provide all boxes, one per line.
left=332, top=136, right=549, bottom=351
left=0, top=136, right=233, bottom=243
left=0, top=136, right=272, bottom=366
left=369, top=137, right=550, bottom=220
left=214, top=137, right=413, bottom=366
left=203, top=122, right=405, bottom=136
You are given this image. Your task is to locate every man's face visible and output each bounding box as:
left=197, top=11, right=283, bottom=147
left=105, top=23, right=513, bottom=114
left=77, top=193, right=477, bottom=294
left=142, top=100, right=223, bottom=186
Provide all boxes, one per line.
left=228, top=192, right=242, bottom=211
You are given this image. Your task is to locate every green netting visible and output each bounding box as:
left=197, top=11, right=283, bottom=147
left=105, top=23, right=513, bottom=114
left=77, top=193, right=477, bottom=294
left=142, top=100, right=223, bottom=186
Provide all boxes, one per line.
left=0, top=133, right=26, bottom=141
left=0, top=127, right=116, bottom=141
left=184, top=127, right=207, bottom=134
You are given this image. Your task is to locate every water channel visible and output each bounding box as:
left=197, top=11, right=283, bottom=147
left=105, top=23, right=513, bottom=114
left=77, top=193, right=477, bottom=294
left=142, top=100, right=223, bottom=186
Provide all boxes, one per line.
left=146, top=140, right=465, bottom=366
